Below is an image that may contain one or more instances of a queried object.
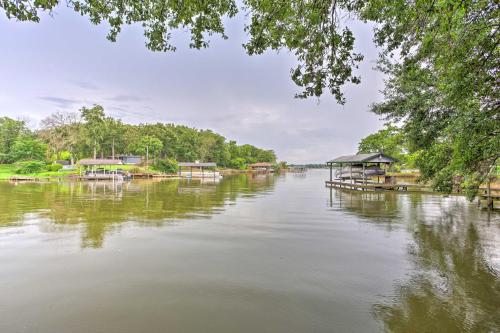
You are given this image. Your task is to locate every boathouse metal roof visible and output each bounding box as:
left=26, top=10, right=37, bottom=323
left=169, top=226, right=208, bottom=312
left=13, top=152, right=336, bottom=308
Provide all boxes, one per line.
left=248, top=162, right=273, bottom=168
left=178, top=162, right=217, bottom=167
left=78, top=158, right=123, bottom=166
left=327, top=153, right=396, bottom=164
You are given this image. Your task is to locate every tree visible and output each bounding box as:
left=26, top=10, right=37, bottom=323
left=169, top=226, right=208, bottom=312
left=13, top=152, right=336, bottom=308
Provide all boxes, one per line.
left=132, top=135, right=163, bottom=169
left=0, top=117, right=29, bottom=162
left=154, top=158, right=178, bottom=174
left=198, top=130, right=230, bottom=165
left=104, top=117, right=124, bottom=159
left=39, top=111, right=81, bottom=164
left=359, top=0, right=499, bottom=198
left=358, top=125, right=414, bottom=166
left=81, top=105, right=106, bottom=159
left=9, top=136, right=47, bottom=162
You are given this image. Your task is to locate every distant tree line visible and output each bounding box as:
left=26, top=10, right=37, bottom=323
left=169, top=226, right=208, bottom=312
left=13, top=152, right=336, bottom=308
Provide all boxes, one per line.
left=0, top=106, right=277, bottom=169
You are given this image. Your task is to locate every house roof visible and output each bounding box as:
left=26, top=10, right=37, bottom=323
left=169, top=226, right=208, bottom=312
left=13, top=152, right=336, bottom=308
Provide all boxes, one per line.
left=116, top=155, right=141, bottom=158
left=78, top=158, right=123, bottom=166
left=249, top=162, right=273, bottom=168
left=178, top=162, right=217, bottom=167
left=327, top=153, right=396, bottom=164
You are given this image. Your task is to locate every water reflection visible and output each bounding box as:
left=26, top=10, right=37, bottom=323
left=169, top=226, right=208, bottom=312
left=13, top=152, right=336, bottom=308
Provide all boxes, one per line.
left=0, top=174, right=276, bottom=248
left=379, top=199, right=499, bottom=331
left=374, top=212, right=500, bottom=331
left=327, top=187, right=500, bottom=332
left=328, top=188, right=403, bottom=225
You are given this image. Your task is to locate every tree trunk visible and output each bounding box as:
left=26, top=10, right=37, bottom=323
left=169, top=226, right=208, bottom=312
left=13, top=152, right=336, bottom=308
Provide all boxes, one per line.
left=112, top=138, right=115, bottom=160
left=93, top=139, right=97, bottom=159
left=146, top=145, right=149, bottom=170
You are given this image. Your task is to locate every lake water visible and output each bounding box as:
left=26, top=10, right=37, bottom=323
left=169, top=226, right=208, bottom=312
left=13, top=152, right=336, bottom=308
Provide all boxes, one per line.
left=1, top=170, right=499, bottom=332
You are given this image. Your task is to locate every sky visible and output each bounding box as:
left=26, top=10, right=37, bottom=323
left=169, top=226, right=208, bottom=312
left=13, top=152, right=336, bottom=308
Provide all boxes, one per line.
left=0, top=6, right=385, bottom=163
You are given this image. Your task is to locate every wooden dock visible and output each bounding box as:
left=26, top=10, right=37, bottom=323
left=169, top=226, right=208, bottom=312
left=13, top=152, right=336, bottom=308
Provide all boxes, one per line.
left=10, top=176, right=37, bottom=181
left=325, top=180, right=432, bottom=192
left=477, top=194, right=500, bottom=209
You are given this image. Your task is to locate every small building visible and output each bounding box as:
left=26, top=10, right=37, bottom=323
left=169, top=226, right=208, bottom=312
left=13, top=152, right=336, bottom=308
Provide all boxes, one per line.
left=116, top=155, right=142, bottom=165
left=248, top=162, right=274, bottom=173
left=326, top=153, right=397, bottom=183
left=178, top=162, right=220, bottom=179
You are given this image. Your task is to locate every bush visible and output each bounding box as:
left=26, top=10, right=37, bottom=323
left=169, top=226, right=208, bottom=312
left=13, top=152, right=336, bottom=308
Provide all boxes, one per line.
left=228, top=157, right=246, bottom=170
left=14, top=160, right=46, bottom=174
left=129, top=166, right=146, bottom=174
left=46, top=163, right=63, bottom=172
left=154, top=158, right=178, bottom=174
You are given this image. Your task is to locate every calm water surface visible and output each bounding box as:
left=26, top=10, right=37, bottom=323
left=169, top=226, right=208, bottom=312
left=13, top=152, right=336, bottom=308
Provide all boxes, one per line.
left=0, top=170, right=499, bottom=332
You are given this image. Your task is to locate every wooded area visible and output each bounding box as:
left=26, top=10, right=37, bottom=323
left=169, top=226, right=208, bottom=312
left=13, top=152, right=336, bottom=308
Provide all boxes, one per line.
left=0, top=105, right=277, bottom=170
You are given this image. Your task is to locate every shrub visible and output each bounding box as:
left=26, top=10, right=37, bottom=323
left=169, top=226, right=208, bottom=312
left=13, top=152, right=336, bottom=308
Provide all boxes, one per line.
left=14, top=160, right=46, bottom=174
left=129, top=167, right=145, bottom=174
left=228, top=157, right=246, bottom=170
left=46, top=163, right=63, bottom=172
left=154, top=158, right=178, bottom=174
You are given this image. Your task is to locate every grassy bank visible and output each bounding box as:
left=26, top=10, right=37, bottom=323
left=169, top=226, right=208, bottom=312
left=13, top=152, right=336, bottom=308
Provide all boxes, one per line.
left=0, top=164, right=79, bottom=180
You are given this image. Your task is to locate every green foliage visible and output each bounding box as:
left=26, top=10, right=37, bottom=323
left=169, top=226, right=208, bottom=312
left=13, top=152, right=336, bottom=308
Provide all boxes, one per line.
left=35, top=108, right=277, bottom=169
left=46, top=163, right=63, bottom=172
left=358, top=125, right=408, bottom=164
left=39, top=111, right=81, bottom=162
left=131, top=135, right=164, bottom=158
left=0, top=0, right=236, bottom=50
left=0, top=117, right=29, bottom=162
left=153, top=158, right=178, bottom=174
left=228, top=157, right=247, bottom=170
left=244, top=0, right=363, bottom=102
left=9, top=136, right=47, bottom=162
left=81, top=105, right=106, bottom=158
left=14, top=160, right=46, bottom=174
left=58, top=151, right=72, bottom=161
left=461, top=173, right=483, bottom=201
left=360, top=0, right=499, bottom=196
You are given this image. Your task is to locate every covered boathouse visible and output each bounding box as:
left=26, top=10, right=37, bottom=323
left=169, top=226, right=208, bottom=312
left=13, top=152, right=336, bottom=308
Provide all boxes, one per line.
left=78, top=158, right=128, bottom=180
left=178, top=162, right=220, bottom=179
left=325, top=153, right=397, bottom=190
left=248, top=162, right=274, bottom=173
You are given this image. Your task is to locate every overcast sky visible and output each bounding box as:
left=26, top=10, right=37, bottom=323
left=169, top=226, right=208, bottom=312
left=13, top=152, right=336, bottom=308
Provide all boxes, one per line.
left=0, top=7, right=385, bottom=163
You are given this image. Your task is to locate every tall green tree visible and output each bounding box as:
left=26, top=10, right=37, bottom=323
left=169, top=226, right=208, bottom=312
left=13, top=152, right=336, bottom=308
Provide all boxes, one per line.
left=81, top=105, right=106, bottom=159
left=0, top=117, right=29, bottom=162
left=39, top=111, right=81, bottom=164
left=131, top=135, right=163, bottom=168
left=9, top=136, right=47, bottom=162
left=104, top=117, right=125, bottom=159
